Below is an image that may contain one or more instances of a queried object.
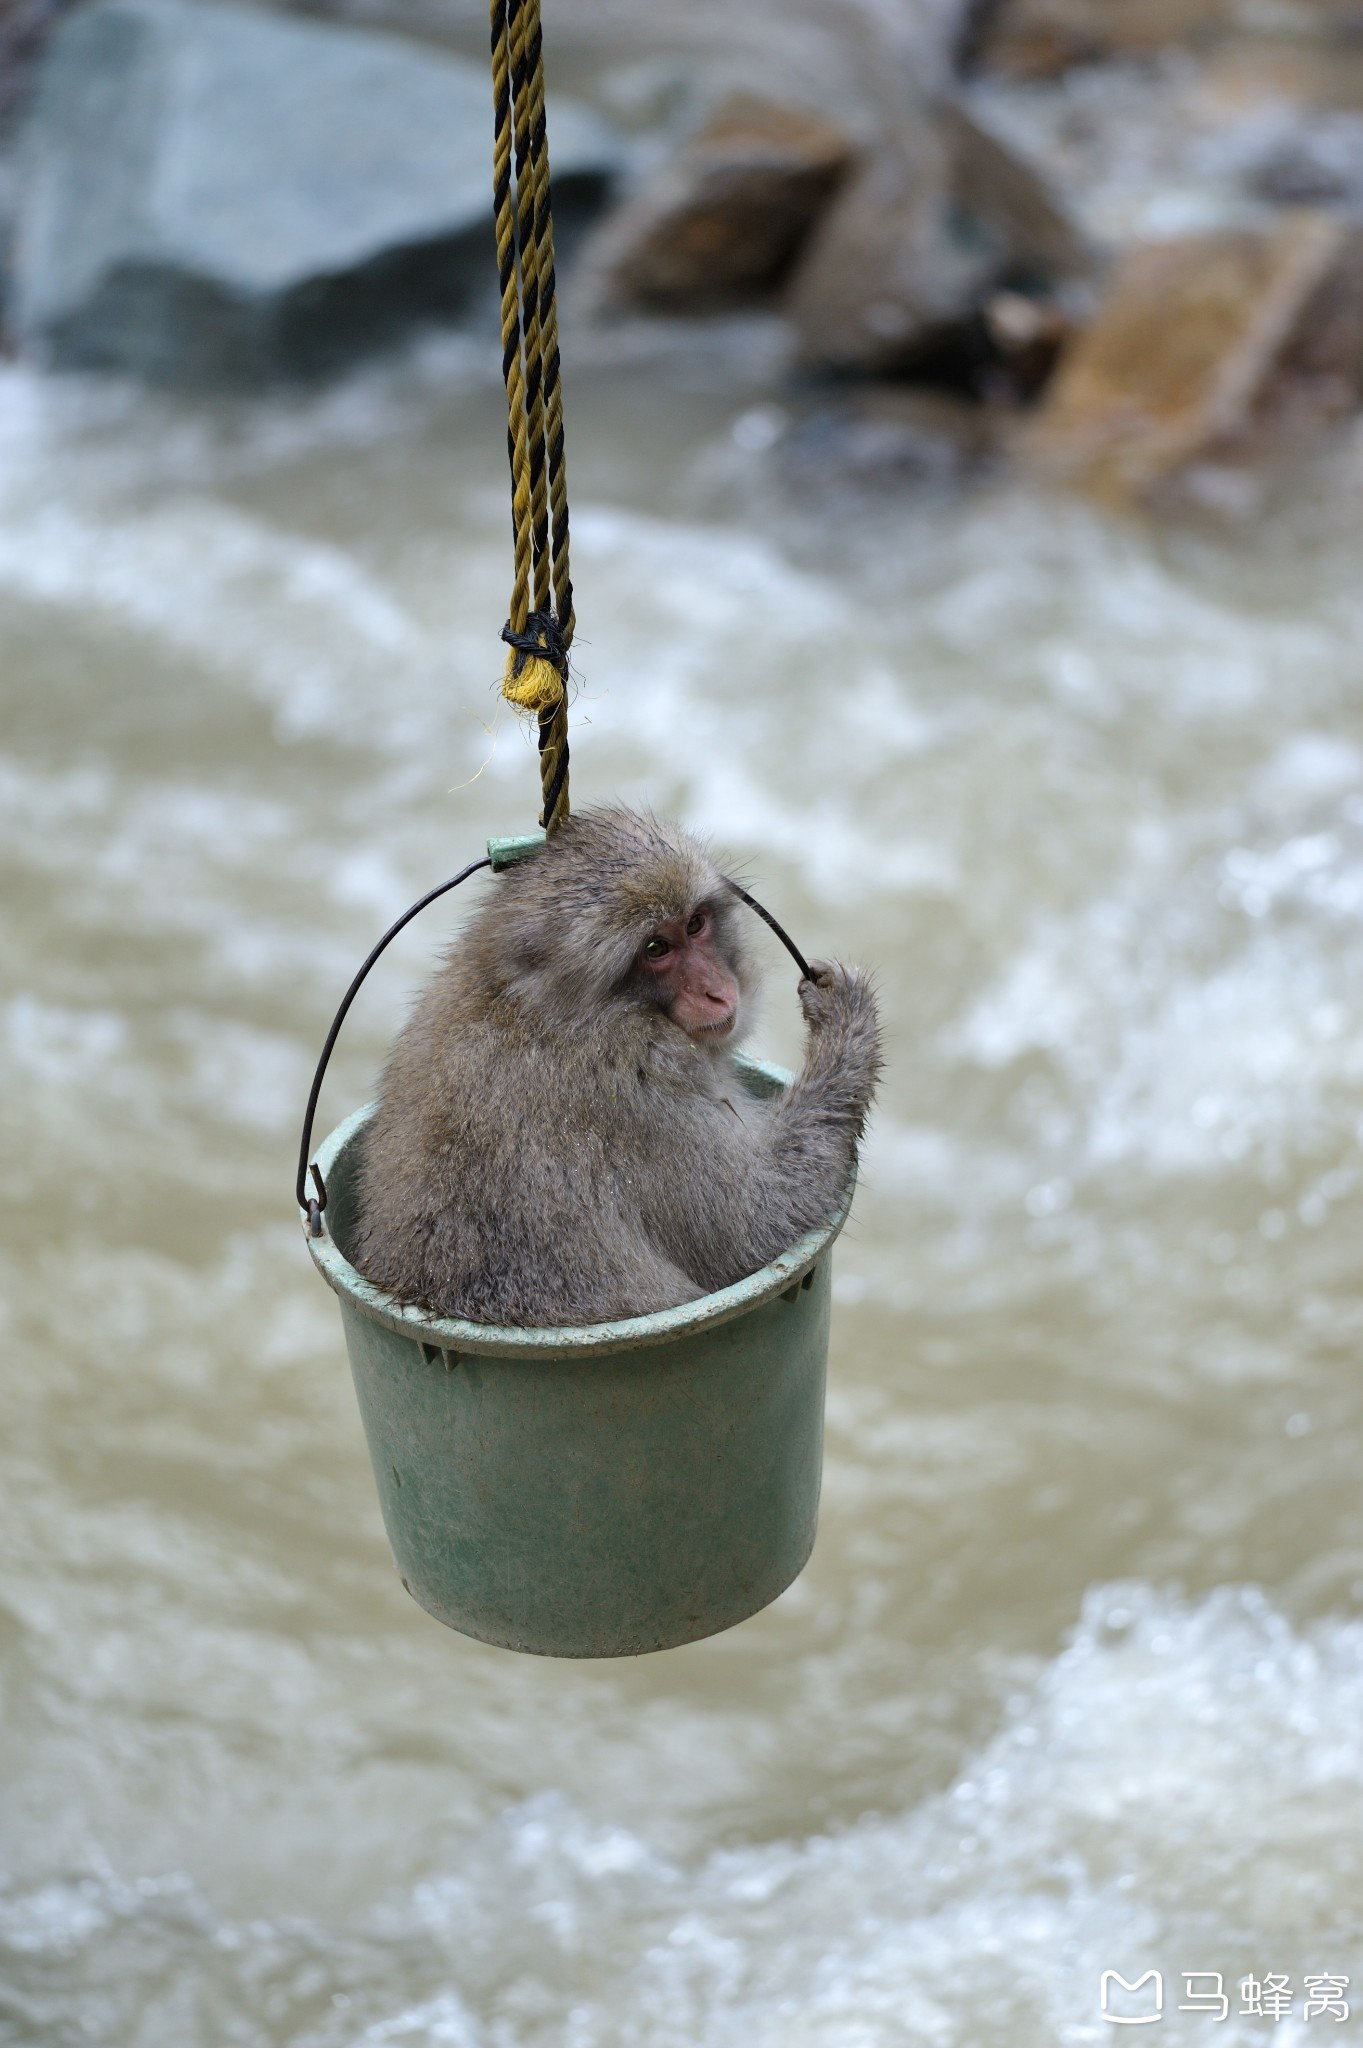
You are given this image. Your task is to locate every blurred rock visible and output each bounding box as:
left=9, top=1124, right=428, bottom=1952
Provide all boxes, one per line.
left=1201, top=37, right=1363, bottom=115
left=595, top=56, right=713, bottom=139
left=972, top=0, right=1363, bottom=77
left=971, top=0, right=1235, bottom=77
left=777, top=384, right=999, bottom=487
left=788, top=99, right=1087, bottom=379
left=1270, top=220, right=1363, bottom=407
left=1030, top=213, right=1362, bottom=498
left=13, top=0, right=619, bottom=383
left=1248, top=109, right=1363, bottom=205
left=301, top=0, right=966, bottom=130
left=943, top=99, right=1089, bottom=278
left=981, top=286, right=1070, bottom=394
left=787, top=134, right=970, bottom=374
left=1306, top=0, right=1363, bottom=31
left=950, top=46, right=1363, bottom=265
left=584, top=93, right=853, bottom=311
left=0, top=0, right=63, bottom=127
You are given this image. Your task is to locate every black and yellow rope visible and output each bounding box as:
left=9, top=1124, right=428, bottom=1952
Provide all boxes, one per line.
left=491, top=0, right=572, bottom=834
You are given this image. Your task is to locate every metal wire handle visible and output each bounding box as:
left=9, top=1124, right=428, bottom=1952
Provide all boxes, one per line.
left=295, top=861, right=813, bottom=1236
left=295, top=857, right=491, bottom=1235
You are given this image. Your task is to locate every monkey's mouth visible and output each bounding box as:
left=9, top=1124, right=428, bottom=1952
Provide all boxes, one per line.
left=686, top=1014, right=737, bottom=1041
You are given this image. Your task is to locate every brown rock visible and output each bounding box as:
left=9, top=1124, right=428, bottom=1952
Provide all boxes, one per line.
left=976, top=0, right=1235, bottom=77
left=586, top=92, right=853, bottom=311
left=975, top=0, right=1363, bottom=77
left=1030, top=213, right=1361, bottom=499
left=1202, top=38, right=1363, bottom=115
left=789, top=101, right=1086, bottom=378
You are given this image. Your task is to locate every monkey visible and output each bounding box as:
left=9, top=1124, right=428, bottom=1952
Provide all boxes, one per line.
left=349, top=806, right=881, bottom=1328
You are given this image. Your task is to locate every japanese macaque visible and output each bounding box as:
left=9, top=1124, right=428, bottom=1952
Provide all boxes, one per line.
left=351, top=807, right=881, bottom=1327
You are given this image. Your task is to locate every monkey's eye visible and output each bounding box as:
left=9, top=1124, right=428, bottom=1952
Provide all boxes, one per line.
left=686, top=911, right=707, bottom=937
left=644, top=937, right=671, bottom=960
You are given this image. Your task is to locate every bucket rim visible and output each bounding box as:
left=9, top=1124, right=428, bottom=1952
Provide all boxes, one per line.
left=303, top=1057, right=854, bottom=1358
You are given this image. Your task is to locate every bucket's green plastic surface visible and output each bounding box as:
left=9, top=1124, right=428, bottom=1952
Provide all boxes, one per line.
left=305, top=1058, right=852, bottom=1658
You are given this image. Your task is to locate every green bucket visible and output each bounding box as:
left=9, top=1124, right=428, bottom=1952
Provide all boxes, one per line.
left=306, top=1057, right=852, bottom=1658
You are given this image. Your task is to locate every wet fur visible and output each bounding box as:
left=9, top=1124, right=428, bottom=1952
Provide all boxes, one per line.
left=351, top=807, right=881, bottom=1326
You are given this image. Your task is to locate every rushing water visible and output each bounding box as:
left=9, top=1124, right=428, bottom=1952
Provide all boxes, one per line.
left=4, top=327, right=1363, bottom=2047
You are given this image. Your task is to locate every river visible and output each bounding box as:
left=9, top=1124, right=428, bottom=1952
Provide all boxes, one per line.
left=3, top=326, right=1363, bottom=2044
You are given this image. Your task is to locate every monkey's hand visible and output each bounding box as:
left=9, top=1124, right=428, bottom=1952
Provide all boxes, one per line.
left=796, top=960, right=882, bottom=1123
left=798, top=958, right=874, bottom=1029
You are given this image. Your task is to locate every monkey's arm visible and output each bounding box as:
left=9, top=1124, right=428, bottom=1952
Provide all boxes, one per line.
left=744, top=961, right=882, bottom=1247
left=653, top=962, right=881, bottom=1293
left=786, top=961, right=882, bottom=1133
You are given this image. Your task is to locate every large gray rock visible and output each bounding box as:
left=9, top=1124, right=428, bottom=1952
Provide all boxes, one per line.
left=13, top=0, right=619, bottom=382
left=788, top=100, right=1088, bottom=379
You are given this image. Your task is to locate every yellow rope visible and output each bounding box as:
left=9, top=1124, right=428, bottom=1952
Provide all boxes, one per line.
left=490, top=0, right=571, bottom=834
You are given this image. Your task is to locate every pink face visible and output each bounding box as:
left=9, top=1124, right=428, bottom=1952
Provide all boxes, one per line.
left=638, top=904, right=739, bottom=1040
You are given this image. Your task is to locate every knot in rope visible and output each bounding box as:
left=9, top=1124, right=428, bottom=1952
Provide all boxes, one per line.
left=500, top=610, right=568, bottom=716
left=499, top=606, right=571, bottom=835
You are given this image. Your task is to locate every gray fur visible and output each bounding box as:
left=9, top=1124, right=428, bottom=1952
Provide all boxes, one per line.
left=350, top=806, right=882, bottom=1326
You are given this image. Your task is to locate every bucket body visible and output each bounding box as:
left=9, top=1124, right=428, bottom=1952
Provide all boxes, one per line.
left=306, top=1059, right=850, bottom=1657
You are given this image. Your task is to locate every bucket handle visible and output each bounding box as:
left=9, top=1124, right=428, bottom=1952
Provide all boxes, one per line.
left=726, top=883, right=812, bottom=982
left=296, top=850, right=813, bottom=1237
left=296, top=855, right=492, bottom=1234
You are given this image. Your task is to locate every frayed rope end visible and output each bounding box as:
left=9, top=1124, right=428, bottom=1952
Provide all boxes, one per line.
left=501, top=612, right=568, bottom=717
left=501, top=647, right=565, bottom=714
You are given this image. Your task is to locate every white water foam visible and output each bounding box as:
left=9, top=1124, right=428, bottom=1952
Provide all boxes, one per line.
left=5, top=1584, right=1360, bottom=2046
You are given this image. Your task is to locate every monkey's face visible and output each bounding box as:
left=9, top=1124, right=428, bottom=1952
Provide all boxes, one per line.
left=637, top=902, right=741, bottom=1041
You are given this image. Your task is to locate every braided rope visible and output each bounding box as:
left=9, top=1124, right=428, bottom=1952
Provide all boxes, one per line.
left=490, top=0, right=531, bottom=634
left=491, top=0, right=571, bottom=834
left=526, top=4, right=573, bottom=644
left=509, top=0, right=548, bottom=616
